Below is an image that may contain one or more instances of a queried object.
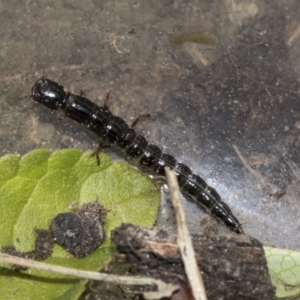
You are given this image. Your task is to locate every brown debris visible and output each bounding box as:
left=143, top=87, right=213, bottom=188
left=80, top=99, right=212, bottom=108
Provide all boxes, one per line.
left=112, top=224, right=276, bottom=300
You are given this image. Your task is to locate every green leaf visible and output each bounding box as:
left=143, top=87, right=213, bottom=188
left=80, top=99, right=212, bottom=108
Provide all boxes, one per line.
left=0, top=149, right=160, bottom=300
left=265, top=246, right=300, bottom=298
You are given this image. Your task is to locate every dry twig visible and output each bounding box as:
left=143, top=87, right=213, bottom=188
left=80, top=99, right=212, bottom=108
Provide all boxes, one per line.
left=164, top=167, right=207, bottom=300
left=0, top=253, right=178, bottom=300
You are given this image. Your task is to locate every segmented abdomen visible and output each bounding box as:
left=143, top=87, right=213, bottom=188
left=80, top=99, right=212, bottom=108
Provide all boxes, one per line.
left=63, top=92, right=243, bottom=233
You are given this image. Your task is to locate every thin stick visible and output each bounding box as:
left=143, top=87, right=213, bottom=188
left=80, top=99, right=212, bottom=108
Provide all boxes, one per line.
left=0, top=253, right=178, bottom=300
left=164, top=167, right=207, bottom=300
left=232, top=144, right=280, bottom=193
